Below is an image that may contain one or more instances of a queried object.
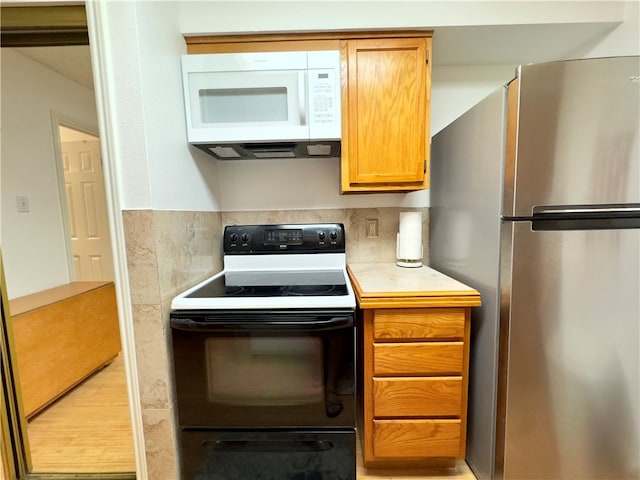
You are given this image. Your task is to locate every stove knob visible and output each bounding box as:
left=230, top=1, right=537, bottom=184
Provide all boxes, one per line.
left=318, top=231, right=326, bottom=240
left=330, top=231, right=338, bottom=240
left=241, top=233, right=249, bottom=242
left=229, top=233, right=238, bottom=242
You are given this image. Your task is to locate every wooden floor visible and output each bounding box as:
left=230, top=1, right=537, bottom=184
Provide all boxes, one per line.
left=357, top=462, right=476, bottom=479
left=26, top=354, right=136, bottom=473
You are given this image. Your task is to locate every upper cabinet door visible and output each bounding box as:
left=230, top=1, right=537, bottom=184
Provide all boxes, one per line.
left=341, top=37, right=431, bottom=193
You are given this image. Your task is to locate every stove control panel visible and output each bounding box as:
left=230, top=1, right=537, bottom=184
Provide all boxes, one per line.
left=224, top=223, right=346, bottom=254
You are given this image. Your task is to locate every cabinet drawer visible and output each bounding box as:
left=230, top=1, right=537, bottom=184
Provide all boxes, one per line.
left=373, top=377, right=462, bottom=417
left=373, top=342, right=463, bottom=375
left=373, top=419, right=461, bottom=458
left=374, top=308, right=464, bottom=340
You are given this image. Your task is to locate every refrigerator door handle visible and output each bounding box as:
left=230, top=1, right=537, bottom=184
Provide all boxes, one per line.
left=527, top=203, right=640, bottom=231
left=532, top=204, right=640, bottom=217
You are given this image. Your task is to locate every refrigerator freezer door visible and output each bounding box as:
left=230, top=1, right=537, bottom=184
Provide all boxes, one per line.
left=500, top=222, right=639, bottom=479
left=506, top=56, right=639, bottom=217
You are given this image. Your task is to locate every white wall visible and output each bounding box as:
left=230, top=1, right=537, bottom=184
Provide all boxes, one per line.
left=90, top=1, right=222, bottom=213
left=136, top=2, right=225, bottom=213
left=431, top=64, right=518, bottom=135
left=0, top=49, right=100, bottom=298
left=91, top=1, right=638, bottom=214
left=178, top=1, right=626, bottom=34
left=432, top=1, right=640, bottom=135
left=580, top=0, right=639, bottom=58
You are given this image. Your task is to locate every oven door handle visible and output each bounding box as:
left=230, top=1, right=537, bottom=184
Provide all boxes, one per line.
left=203, top=439, right=335, bottom=452
left=170, top=315, right=354, bottom=332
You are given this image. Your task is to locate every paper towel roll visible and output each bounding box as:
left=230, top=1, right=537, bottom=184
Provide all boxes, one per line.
left=396, top=211, right=423, bottom=267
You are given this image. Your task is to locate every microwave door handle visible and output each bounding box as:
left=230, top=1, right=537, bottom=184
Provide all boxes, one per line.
left=299, top=70, right=307, bottom=126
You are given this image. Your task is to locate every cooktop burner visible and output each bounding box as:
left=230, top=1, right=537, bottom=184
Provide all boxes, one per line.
left=186, top=270, right=349, bottom=298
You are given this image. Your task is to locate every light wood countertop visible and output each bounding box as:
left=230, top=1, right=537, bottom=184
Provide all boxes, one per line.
left=347, top=263, right=481, bottom=309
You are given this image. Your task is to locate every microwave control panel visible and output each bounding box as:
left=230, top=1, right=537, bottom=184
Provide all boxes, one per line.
left=309, top=69, right=337, bottom=126
left=307, top=50, right=341, bottom=139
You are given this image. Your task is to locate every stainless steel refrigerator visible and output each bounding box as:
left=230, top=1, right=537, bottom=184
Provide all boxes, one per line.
left=430, top=56, right=639, bottom=480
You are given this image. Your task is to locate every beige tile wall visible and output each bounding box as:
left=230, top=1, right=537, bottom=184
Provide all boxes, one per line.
left=122, top=207, right=428, bottom=479
left=123, top=210, right=223, bottom=479
left=221, top=207, right=429, bottom=264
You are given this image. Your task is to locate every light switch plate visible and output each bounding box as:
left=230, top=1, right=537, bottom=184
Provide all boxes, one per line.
left=16, top=195, right=30, bottom=213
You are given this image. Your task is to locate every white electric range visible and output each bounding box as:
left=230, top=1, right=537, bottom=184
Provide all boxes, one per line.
left=169, top=223, right=357, bottom=480
left=171, top=225, right=355, bottom=310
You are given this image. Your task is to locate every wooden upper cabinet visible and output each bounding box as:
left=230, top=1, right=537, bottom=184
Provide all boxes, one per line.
left=184, top=32, right=432, bottom=193
left=341, top=36, right=431, bottom=193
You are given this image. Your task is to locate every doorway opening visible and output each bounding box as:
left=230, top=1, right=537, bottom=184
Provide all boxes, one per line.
left=5, top=121, right=137, bottom=474
left=1, top=65, right=137, bottom=478
left=0, top=5, right=138, bottom=477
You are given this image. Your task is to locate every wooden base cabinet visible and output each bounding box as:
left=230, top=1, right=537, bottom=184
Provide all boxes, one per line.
left=347, top=264, right=480, bottom=468
left=358, top=307, right=473, bottom=466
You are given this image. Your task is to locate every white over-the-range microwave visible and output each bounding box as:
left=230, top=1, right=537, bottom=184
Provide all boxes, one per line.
left=181, top=50, right=341, bottom=160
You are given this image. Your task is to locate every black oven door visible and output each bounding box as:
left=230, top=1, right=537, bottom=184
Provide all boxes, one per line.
left=170, top=309, right=355, bottom=429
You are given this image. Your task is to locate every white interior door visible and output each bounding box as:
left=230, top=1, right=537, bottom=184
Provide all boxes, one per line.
left=59, top=126, right=114, bottom=282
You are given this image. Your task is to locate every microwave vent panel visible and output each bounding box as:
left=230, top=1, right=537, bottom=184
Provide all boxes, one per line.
left=307, top=144, right=332, bottom=156
left=208, top=146, right=242, bottom=159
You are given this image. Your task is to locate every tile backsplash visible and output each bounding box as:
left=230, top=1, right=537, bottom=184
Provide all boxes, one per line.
left=122, top=206, right=428, bottom=479
left=222, top=207, right=429, bottom=265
